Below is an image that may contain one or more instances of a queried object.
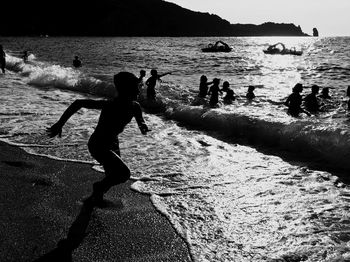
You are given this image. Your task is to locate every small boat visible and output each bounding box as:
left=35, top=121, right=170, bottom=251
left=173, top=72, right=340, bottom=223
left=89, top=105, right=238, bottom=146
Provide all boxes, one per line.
left=202, top=41, right=232, bottom=53
left=263, top=43, right=303, bottom=56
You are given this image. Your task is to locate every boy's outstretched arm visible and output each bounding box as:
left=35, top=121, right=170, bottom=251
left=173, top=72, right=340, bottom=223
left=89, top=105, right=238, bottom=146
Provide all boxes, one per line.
left=47, top=99, right=106, bottom=138
left=132, top=101, right=150, bottom=135
left=284, top=96, right=290, bottom=107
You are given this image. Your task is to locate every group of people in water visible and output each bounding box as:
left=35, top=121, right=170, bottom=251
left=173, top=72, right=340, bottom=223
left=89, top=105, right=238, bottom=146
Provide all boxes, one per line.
left=137, top=69, right=171, bottom=100
left=197, top=75, right=350, bottom=116
left=285, top=83, right=350, bottom=116
left=135, top=68, right=350, bottom=117
left=197, top=75, right=256, bottom=107
left=2, top=43, right=349, bottom=118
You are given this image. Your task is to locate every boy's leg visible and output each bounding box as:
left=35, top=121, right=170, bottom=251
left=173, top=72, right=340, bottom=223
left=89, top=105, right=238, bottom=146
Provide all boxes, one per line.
left=91, top=149, right=130, bottom=203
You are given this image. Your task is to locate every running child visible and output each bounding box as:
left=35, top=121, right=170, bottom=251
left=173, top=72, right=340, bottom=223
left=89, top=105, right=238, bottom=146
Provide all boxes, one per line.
left=47, top=72, right=150, bottom=205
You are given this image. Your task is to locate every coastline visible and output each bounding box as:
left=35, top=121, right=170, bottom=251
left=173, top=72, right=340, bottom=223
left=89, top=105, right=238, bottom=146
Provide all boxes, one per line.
left=0, top=141, right=191, bottom=262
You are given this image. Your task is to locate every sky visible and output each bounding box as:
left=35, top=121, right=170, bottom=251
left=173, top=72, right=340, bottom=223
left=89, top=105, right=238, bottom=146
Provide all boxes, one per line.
left=166, top=0, right=350, bottom=36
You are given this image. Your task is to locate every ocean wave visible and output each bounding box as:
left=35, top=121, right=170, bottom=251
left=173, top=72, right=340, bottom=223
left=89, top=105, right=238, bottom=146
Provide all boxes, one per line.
left=165, top=105, right=350, bottom=170
left=4, top=50, right=350, bottom=171
left=5, top=54, right=116, bottom=97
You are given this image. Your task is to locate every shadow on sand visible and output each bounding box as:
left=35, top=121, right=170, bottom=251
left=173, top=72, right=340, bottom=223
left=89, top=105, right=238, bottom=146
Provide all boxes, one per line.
left=33, top=198, right=95, bottom=262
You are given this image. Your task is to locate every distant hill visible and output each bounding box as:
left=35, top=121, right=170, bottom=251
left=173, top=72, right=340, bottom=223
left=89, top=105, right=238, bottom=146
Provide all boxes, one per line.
left=2, top=0, right=308, bottom=36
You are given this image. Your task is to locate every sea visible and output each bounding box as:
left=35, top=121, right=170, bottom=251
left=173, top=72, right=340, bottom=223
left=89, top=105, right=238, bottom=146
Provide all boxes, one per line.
left=1, top=36, right=350, bottom=262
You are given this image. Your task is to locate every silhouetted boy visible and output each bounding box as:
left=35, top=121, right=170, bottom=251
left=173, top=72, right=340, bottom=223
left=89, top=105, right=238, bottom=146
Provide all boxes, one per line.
left=347, top=86, right=350, bottom=110
left=208, top=78, right=222, bottom=107
left=138, top=70, right=146, bottom=85
left=319, top=87, right=331, bottom=99
left=285, top=83, right=310, bottom=117
left=47, top=72, right=150, bottom=205
left=22, top=50, right=29, bottom=62
left=198, top=75, right=213, bottom=98
left=246, top=86, right=255, bottom=100
left=222, top=81, right=235, bottom=104
left=304, top=85, right=320, bottom=113
left=145, top=69, right=171, bottom=100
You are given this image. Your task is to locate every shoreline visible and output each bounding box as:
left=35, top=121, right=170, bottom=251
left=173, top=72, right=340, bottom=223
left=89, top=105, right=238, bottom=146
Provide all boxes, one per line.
left=0, top=141, right=192, bottom=262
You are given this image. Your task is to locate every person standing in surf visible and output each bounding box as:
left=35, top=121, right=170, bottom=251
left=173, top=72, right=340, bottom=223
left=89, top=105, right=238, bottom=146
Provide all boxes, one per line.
left=198, top=75, right=213, bottom=98
left=246, top=86, right=256, bottom=100
left=138, top=69, right=146, bottom=93
left=285, top=83, right=310, bottom=117
left=138, top=70, right=146, bottom=86
left=347, top=86, right=350, bottom=111
left=208, top=78, right=222, bottom=107
left=47, top=72, right=150, bottom=206
left=304, top=85, right=321, bottom=113
left=22, top=50, right=29, bottom=63
left=221, top=81, right=235, bottom=104
left=73, top=56, right=82, bottom=68
left=0, top=45, right=6, bottom=74
left=145, top=69, right=171, bottom=100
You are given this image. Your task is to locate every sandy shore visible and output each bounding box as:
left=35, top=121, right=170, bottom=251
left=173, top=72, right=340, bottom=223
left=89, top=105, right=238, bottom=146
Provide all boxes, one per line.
left=0, top=141, right=192, bottom=262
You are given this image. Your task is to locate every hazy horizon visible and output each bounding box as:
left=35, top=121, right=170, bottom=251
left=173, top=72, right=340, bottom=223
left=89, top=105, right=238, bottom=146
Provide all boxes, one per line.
left=167, top=0, right=350, bottom=37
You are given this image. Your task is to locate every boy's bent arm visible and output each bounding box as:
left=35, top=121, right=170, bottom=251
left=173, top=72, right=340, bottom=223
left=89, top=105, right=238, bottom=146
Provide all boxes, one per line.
left=57, top=100, right=105, bottom=125
left=47, top=99, right=106, bottom=137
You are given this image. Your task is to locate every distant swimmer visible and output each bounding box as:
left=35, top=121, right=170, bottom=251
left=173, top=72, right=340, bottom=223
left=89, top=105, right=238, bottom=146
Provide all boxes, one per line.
left=319, top=87, right=331, bottom=99
left=198, top=75, right=213, bottom=98
left=47, top=72, right=150, bottom=206
left=208, top=78, right=222, bottom=107
left=284, top=83, right=310, bottom=117
left=222, top=81, right=235, bottom=104
left=304, top=85, right=321, bottom=113
left=145, top=69, right=171, bottom=100
left=246, top=86, right=256, bottom=100
left=73, top=56, right=82, bottom=68
left=0, top=45, right=6, bottom=74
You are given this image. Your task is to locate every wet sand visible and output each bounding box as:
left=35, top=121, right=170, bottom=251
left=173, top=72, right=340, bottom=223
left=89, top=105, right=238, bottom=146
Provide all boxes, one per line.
left=0, top=141, right=191, bottom=262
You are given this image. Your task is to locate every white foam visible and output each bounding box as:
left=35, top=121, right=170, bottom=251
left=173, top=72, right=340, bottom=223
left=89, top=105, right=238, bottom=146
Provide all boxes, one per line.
left=5, top=53, right=116, bottom=97
left=168, top=104, right=350, bottom=169
left=0, top=139, right=95, bottom=165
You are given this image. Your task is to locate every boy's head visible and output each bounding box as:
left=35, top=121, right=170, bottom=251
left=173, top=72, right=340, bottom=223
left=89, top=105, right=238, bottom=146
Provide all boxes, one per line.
left=222, top=81, right=230, bottom=90
left=114, top=72, right=139, bottom=100
left=213, top=78, right=220, bottom=85
left=150, top=69, right=158, bottom=77
left=311, top=85, right=320, bottom=94
left=248, top=85, right=255, bottom=92
left=200, top=75, right=207, bottom=83
left=140, top=70, right=146, bottom=77
left=293, top=83, right=303, bottom=93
